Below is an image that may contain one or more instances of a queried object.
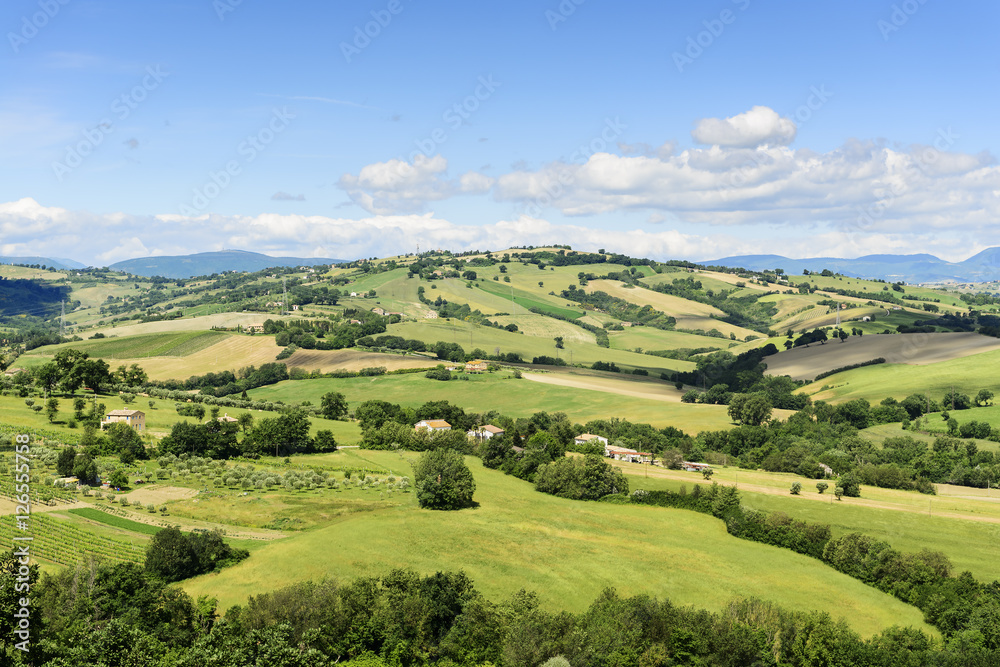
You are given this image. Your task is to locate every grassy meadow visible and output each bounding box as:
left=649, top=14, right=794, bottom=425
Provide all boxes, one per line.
left=247, top=371, right=741, bottom=432
left=181, top=452, right=933, bottom=637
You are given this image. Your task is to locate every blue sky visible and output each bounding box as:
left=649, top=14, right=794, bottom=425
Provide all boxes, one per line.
left=1, top=0, right=998, bottom=265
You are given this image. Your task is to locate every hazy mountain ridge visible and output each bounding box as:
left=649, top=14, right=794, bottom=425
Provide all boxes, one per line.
left=702, top=249, right=1000, bottom=284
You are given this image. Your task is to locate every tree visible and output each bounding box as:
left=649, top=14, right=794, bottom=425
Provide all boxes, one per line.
left=413, top=448, right=476, bottom=510
left=73, top=452, right=99, bottom=486
left=838, top=472, right=861, bottom=497
left=313, top=430, right=337, bottom=452
left=319, top=391, right=348, bottom=420
left=73, top=396, right=87, bottom=419
left=45, top=397, right=59, bottom=422
left=237, top=412, right=254, bottom=434
left=534, top=454, right=628, bottom=500
left=942, top=389, right=971, bottom=411
left=729, top=392, right=773, bottom=426
left=834, top=486, right=844, bottom=500
left=554, top=337, right=564, bottom=349
left=35, top=361, right=61, bottom=396
left=976, top=389, right=994, bottom=407
left=145, top=527, right=197, bottom=582
left=106, top=422, right=148, bottom=463
left=702, top=468, right=714, bottom=480
left=816, top=481, right=829, bottom=494
left=790, top=482, right=802, bottom=495
left=109, top=469, right=129, bottom=489
left=57, top=446, right=77, bottom=476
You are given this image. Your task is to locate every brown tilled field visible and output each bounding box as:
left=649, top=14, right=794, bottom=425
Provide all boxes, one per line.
left=764, top=332, right=1000, bottom=381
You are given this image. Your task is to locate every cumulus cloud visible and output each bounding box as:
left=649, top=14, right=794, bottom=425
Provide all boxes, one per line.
left=491, top=139, right=1000, bottom=233
left=0, top=198, right=992, bottom=267
left=338, top=154, right=452, bottom=214
left=339, top=154, right=494, bottom=214
left=692, top=106, right=796, bottom=147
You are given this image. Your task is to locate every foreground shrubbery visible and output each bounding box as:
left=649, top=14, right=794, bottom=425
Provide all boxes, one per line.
left=5, top=553, right=996, bottom=666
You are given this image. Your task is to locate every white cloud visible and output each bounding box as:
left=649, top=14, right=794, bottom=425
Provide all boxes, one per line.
left=491, top=140, right=1000, bottom=233
left=692, top=106, right=796, bottom=147
left=0, top=198, right=992, bottom=267
left=338, top=154, right=453, bottom=214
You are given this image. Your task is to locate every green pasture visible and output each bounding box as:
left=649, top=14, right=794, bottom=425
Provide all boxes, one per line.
left=181, top=453, right=933, bottom=637
left=617, top=463, right=1000, bottom=583
left=24, top=330, right=229, bottom=360
left=801, top=347, right=1000, bottom=403
left=248, top=372, right=738, bottom=432
left=386, top=319, right=695, bottom=374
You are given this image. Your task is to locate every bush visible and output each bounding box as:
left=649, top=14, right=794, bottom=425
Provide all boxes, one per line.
left=413, top=449, right=476, bottom=510
left=790, top=482, right=802, bottom=495
left=534, top=454, right=629, bottom=500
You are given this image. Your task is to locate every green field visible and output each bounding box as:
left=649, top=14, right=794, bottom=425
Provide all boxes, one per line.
left=248, top=372, right=740, bottom=432
left=68, top=507, right=163, bottom=535
left=387, top=319, right=695, bottom=374
left=613, top=462, right=1000, bottom=583
left=476, top=279, right=584, bottom=319
left=802, top=347, right=1000, bottom=403
left=25, top=330, right=229, bottom=360
left=181, top=452, right=933, bottom=637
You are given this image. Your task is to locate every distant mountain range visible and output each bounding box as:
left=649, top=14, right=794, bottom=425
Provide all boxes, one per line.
left=0, top=256, right=87, bottom=270
left=108, top=250, right=348, bottom=279
left=1, top=250, right=348, bottom=279
left=701, top=249, right=1000, bottom=284
left=6, top=247, right=1000, bottom=284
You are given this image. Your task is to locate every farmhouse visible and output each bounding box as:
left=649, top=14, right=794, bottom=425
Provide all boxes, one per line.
left=244, top=323, right=265, bottom=334
left=102, top=409, right=145, bottom=431
left=467, top=424, right=505, bottom=439
left=575, top=433, right=609, bottom=447
left=214, top=413, right=240, bottom=423
left=465, top=359, right=489, bottom=373
left=415, top=419, right=451, bottom=432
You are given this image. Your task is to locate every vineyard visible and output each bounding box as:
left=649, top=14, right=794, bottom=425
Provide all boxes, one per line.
left=0, top=513, right=146, bottom=566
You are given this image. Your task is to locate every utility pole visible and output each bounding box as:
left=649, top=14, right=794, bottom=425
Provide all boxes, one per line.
left=60, top=300, right=65, bottom=337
